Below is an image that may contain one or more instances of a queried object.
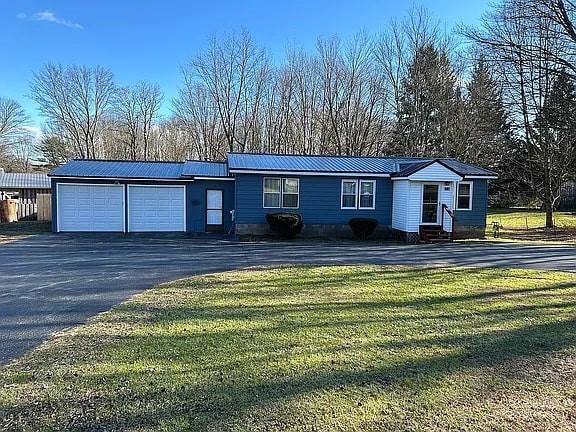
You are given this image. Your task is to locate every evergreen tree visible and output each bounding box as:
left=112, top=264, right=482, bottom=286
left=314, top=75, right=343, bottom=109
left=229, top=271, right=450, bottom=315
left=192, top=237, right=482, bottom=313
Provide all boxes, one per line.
left=465, top=59, right=521, bottom=206
left=465, top=59, right=511, bottom=169
left=393, top=44, right=458, bottom=157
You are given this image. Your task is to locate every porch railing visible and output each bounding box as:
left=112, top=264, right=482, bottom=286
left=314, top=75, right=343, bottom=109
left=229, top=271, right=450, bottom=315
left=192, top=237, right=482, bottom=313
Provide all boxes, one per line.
left=441, top=204, right=456, bottom=240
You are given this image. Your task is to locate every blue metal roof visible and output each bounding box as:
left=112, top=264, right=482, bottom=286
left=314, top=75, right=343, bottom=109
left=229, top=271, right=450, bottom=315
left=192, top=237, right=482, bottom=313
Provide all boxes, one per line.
left=48, top=155, right=496, bottom=180
left=49, top=160, right=186, bottom=179
left=182, top=161, right=229, bottom=177
left=0, top=173, right=51, bottom=189
left=438, top=159, right=497, bottom=177
left=392, top=159, right=497, bottom=177
left=227, top=153, right=422, bottom=174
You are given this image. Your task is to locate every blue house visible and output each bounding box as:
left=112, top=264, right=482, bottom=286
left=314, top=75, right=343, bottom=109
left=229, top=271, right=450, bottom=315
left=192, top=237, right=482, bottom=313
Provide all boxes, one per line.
left=48, top=153, right=496, bottom=241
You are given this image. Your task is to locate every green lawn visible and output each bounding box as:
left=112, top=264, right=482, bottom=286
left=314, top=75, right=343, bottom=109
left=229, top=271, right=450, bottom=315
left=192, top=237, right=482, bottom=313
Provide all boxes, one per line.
left=487, top=208, right=576, bottom=242
left=2, top=266, right=576, bottom=431
left=0, top=221, right=51, bottom=243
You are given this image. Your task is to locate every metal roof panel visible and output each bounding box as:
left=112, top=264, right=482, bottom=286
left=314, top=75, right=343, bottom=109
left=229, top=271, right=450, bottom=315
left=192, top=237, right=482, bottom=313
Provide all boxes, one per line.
left=49, top=160, right=186, bottom=179
left=182, top=161, right=229, bottom=177
left=0, top=173, right=51, bottom=189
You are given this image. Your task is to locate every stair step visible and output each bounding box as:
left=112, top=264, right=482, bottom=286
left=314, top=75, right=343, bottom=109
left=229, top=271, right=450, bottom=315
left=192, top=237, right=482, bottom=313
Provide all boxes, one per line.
left=429, top=238, right=453, bottom=243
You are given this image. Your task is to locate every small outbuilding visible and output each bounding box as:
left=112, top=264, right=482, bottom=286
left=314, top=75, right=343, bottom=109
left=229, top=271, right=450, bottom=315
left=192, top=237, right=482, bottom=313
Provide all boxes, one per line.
left=0, top=169, right=51, bottom=220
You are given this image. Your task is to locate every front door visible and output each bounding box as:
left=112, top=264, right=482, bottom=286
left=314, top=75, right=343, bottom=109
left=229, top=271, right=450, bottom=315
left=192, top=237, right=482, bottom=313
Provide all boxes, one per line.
left=206, top=189, right=223, bottom=232
left=422, top=184, right=439, bottom=224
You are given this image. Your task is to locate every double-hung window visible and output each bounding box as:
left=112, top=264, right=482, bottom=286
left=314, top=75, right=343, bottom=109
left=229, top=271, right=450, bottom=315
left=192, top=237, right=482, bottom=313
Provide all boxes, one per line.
left=263, top=177, right=299, bottom=209
left=341, top=180, right=358, bottom=209
left=341, top=179, right=376, bottom=210
left=282, top=178, right=299, bottom=208
left=456, top=181, right=473, bottom=210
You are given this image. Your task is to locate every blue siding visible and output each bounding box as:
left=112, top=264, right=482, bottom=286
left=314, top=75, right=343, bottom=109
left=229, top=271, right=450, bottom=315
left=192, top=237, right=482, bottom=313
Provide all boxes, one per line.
left=234, top=174, right=393, bottom=225
left=455, top=179, right=488, bottom=227
left=51, top=178, right=235, bottom=233
left=186, top=180, right=235, bottom=233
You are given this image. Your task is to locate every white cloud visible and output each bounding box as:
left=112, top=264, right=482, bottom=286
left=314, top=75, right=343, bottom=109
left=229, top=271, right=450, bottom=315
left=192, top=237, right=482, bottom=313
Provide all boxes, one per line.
left=20, top=10, right=83, bottom=30
left=23, top=126, right=43, bottom=141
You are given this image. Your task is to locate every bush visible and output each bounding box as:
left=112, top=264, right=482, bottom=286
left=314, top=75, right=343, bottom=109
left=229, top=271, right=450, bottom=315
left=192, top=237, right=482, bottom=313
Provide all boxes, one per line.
left=349, top=218, right=378, bottom=240
left=266, top=213, right=303, bottom=239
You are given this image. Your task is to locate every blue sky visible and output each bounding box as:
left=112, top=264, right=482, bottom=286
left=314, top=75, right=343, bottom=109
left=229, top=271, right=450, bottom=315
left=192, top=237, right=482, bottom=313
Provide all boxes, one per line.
left=0, top=1, right=490, bottom=129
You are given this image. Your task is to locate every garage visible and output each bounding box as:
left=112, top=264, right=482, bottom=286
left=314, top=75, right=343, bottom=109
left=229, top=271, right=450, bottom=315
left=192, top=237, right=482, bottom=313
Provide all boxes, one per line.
left=127, top=185, right=186, bottom=232
left=57, top=184, right=125, bottom=232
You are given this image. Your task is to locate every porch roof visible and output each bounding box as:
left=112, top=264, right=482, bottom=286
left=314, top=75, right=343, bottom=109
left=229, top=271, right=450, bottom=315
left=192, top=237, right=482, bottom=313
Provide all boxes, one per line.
left=391, top=159, right=497, bottom=179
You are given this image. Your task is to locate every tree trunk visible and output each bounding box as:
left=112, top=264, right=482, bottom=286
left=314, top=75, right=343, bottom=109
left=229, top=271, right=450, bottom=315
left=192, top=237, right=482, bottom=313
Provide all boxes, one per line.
left=545, top=200, right=554, bottom=228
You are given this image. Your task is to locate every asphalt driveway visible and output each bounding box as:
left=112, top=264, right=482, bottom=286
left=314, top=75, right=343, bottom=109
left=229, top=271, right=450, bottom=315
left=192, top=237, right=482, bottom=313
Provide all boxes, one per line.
left=0, top=234, right=574, bottom=363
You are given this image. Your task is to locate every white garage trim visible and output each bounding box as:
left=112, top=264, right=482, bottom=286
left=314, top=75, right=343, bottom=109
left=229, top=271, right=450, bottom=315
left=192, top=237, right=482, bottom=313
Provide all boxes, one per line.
left=51, top=176, right=193, bottom=182
left=56, top=183, right=125, bottom=233
left=127, top=184, right=186, bottom=232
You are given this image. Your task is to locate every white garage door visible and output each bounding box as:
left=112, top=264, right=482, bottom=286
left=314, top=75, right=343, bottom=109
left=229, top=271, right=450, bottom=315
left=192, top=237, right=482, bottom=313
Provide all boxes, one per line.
left=57, top=184, right=125, bottom=232
left=128, top=185, right=186, bottom=232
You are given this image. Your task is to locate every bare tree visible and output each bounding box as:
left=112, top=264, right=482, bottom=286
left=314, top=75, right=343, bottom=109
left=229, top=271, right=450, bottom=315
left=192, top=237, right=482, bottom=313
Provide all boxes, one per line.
left=30, top=64, right=116, bottom=159
left=115, top=87, right=141, bottom=159
left=173, top=80, right=223, bottom=159
left=0, top=98, right=29, bottom=153
left=12, top=134, right=36, bottom=172
left=137, top=82, right=163, bottom=160
left=464, top=0, right=574, bottom=227
left=176, top=30, right=269, bottom=153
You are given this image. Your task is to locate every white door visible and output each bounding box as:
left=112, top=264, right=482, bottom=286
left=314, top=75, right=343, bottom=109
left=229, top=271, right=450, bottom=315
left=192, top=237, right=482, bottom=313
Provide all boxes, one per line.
left=128, top=185, right=185, bottom=232
left=206, top=189, right=223, bottom=231
left=57, top=184, right=124, bottom=232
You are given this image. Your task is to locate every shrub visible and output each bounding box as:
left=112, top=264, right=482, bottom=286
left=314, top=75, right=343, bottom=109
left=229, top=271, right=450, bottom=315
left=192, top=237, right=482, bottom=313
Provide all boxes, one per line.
left=266, top=213, right=303, bottom=239
left=349, top=218, right=378, bottom=240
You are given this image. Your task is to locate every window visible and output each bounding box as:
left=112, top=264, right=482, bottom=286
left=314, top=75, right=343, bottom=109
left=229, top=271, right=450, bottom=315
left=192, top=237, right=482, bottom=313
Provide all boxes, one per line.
left=341, top=179, right=376, bottom=210
left=263, top=177, right=299, bottom=209
left=263, top=178, right=281, bottom=208
left=359, top=180, right=375, bottom=209
left=456, top=181, right=473, bottom=210
left=341, top=180, right=357, bottom=209
left=282, top=178, right=299, bottom=208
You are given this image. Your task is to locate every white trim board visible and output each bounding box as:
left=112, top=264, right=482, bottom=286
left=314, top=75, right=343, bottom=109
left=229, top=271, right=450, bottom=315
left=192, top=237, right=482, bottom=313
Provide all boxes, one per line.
left=193, top=177, right=234, bottom=181
left=231, top=169, right=390, bottom=177
left=50, top=176, right=194, bottom=182
left=463, top=176, right=498, bottom=180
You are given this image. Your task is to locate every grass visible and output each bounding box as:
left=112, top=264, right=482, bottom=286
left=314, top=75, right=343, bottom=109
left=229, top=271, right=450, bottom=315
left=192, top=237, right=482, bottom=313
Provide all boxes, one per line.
left=0, top=221, right=51, bottom=243
left=487, top=208, right=576, bottom=242
left=2, top=265, right=576, bottom=431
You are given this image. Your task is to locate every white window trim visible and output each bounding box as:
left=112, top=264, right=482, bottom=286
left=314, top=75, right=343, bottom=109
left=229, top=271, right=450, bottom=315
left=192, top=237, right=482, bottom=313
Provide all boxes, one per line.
left=262, top=177, right=300, bottom=209
left=340, top=179, right=376, bottom=210
left=358, top=180, right=376, bottom=210
left=282, top=178, right=300, bottom=209
left=341, top=179, right=358, bottom=210
left=456, top=181, right=473, bottom=211
left=263, top=177, right=281, bottom=209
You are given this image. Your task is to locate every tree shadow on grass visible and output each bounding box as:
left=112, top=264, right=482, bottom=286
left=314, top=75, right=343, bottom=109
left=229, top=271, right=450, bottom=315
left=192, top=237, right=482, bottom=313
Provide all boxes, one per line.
left=2, top=268, right=576, bottom=430
left=4, top=316, right=574, bottom=431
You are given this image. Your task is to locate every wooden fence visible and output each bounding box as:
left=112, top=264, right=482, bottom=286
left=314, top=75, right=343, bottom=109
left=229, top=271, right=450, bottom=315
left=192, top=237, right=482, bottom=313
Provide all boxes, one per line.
left=17, top=203, right=37, bottom=220
left=14, top=194, right=52, bottom=221
left=36, top=194, right=52, bottom=221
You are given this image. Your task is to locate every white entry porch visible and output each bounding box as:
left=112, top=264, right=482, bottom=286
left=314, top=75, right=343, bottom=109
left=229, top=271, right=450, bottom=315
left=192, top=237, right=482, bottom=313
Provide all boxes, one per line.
left=391, top=161, right=462, bottom=242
